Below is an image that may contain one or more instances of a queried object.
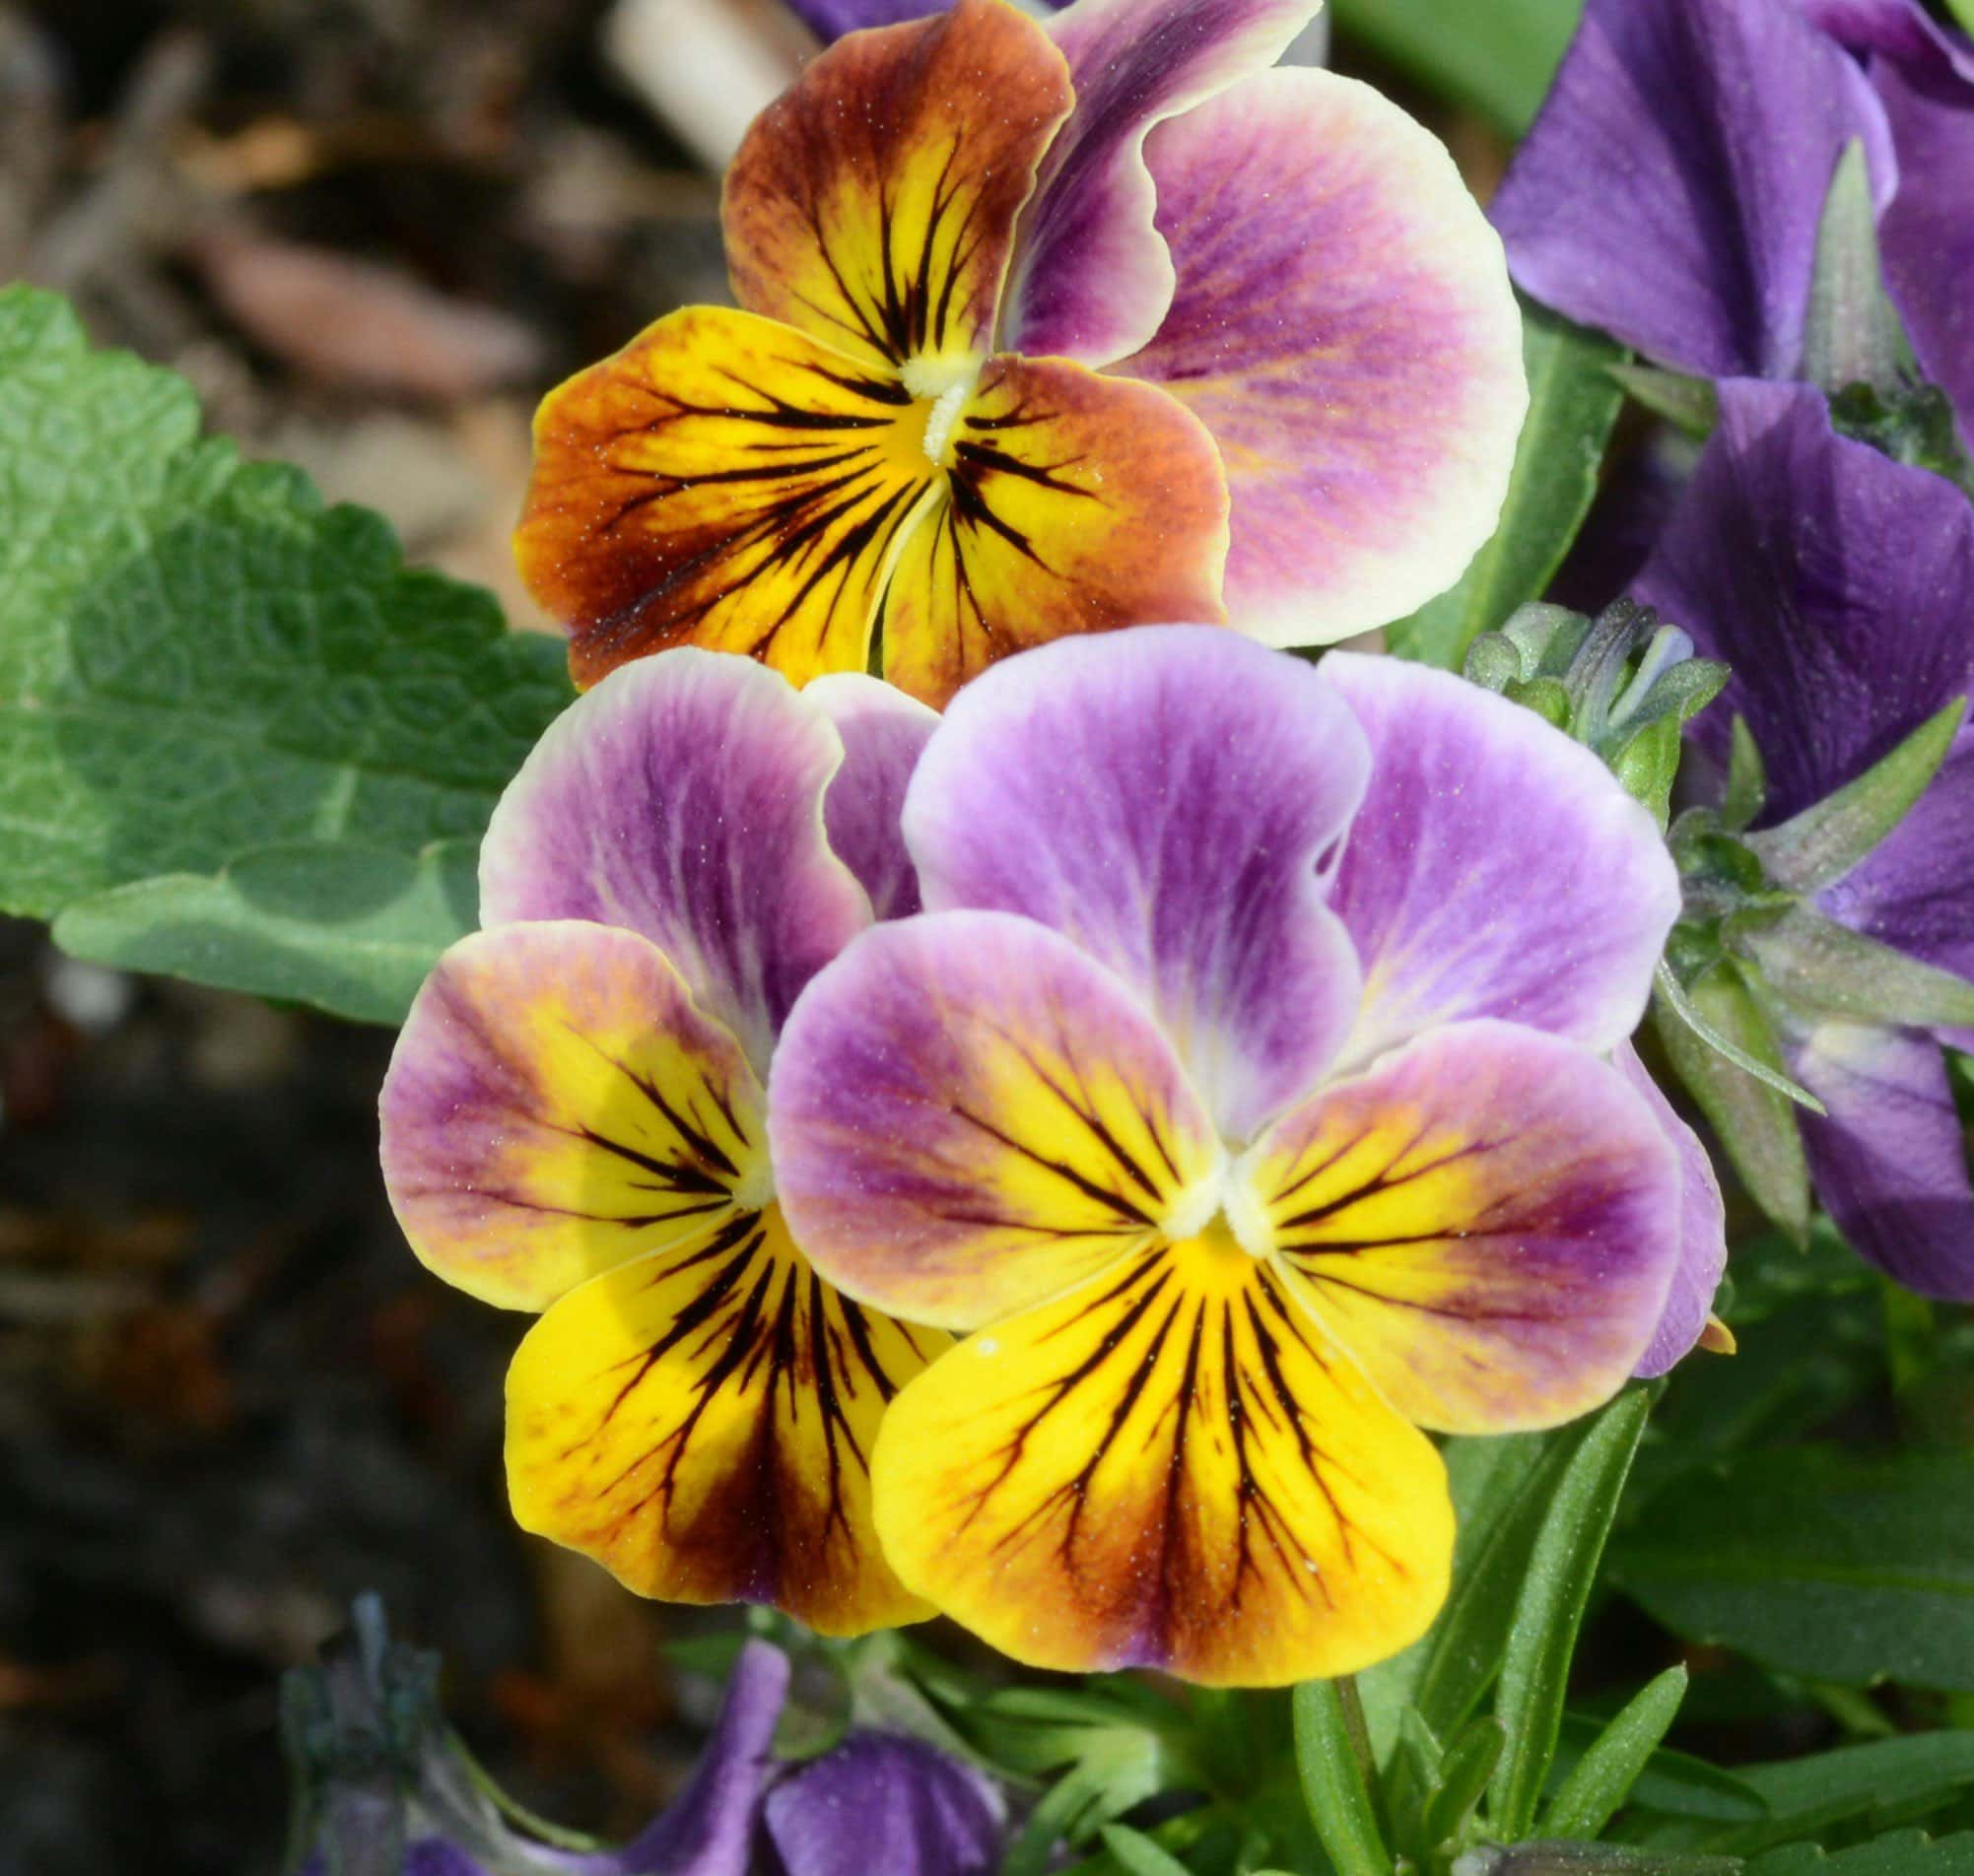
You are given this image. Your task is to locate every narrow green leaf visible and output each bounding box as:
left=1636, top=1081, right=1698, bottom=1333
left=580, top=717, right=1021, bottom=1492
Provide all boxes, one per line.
left=1746, top=698, right=1967, bottom=892
left=1422, top=1716, right=1506, bottom=1853
left=1099, top=1824, right=1194, bottom=1876
left=1679, top=1743, right=1974, bottom=1855
left=1723, top=717, right=1769, bottom=833
left=1542, top=1666, right=1689, bottom=1840
left=1732, top=907, right=1974, bottom=1031
left=0, top=285, right=572, bottom=984
left=1614, top=1449, right=1974, bottom=1695
left=1651, top=964, right=1814, bottom=1235
left=1292, top=1681, right=1393, bottom=1876
left=1803, top=141, right=1913, bottom=398
left=1489, top=1390, right=1652, bottom=1840
left=51, top=838, right=478, bottom=1026
left=1552, top=1719, right=1767, bottom=1825
left=1388, top=302, right=1624, bottom=670
left=1328, top=0, right=1583, bottom=133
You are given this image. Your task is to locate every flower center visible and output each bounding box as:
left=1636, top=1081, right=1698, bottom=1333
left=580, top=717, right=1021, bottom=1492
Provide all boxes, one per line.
left=899, top=353, right=981, bottom=470
left=1161, top=1154, right=1275, bottom=1261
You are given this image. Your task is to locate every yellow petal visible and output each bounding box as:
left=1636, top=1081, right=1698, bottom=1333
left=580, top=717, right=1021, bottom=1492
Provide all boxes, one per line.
left=380, top=922, right=765, bottom=1311
left=724, top=0, right=1072, bottom=373
left=517, top=305, right=946, bottom=690
left=870, top=1229, right=1451, bottom=1686
left=508, top=1202, right=947, bottom=1636
left=876, top=356, right=1229, bottom=707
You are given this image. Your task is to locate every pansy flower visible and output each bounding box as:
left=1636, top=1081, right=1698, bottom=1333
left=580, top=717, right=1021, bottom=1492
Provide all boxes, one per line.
left=1634, top=378, right=1974, bottom=1297
left=516, top=0, right=1526, bottom=705
left=1491, top=0, right=1974, bottom=443
left=378, top=650, right=951, bottom=1634
left=768, top=627, right=1687, bottom=1686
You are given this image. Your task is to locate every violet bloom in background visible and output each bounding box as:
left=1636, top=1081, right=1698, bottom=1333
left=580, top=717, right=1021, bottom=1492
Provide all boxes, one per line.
left=1633, top=378, right=1974, bottom=1297
left=1492, top=0, right=1974, bottom=440
left=291, top=1613, right=1000, bottom=1876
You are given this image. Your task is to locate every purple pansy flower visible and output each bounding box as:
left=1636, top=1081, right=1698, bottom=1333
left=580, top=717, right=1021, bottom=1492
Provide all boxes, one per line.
left=293, top=1624, right=1001, bottom=1876
left=1492, top=0, right=1974, bottom=440
left=1633, top=378, right=1974, bottom=1297
left=767, top=626, right=1699, bottom=1687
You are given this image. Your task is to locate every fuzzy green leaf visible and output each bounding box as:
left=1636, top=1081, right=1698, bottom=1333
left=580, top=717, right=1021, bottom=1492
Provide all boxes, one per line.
left=1292, top=1681, right=1393, bottom=1876
left=1542, top=1667, right=1689, bottom=1840
left=0, top=286, right=572, bottom=1009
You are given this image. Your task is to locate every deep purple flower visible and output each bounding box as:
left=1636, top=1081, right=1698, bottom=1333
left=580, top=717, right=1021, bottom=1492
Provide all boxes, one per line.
left=1492, top=0, right=1974, bottom=441
left=1632, top=378, right=1974, bottom=1296
left=291, top=1617, right=1001, bottom=1876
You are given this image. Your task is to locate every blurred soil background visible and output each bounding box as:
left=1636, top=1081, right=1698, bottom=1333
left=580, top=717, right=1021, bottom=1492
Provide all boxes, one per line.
left=0, top=5, right=1507, bottom=1870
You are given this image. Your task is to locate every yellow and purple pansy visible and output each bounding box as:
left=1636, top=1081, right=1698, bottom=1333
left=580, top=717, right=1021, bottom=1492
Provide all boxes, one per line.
left=516, top=0, right=1527, bottom=705
left=377, top=650, right=950, bottom=1637
left=767, top=627, right=1701, bottom=1686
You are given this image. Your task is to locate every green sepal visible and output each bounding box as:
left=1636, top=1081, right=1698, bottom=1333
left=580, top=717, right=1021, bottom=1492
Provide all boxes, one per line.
left=1803, top=140, right=1914, bottom=400
left=1652, top=962, right=1814, bottom=1236
left=1722, top=718, right=1769, bottom=834
left=1746, top=698, right=1967, bottom=892
left=1731, top=907, right=1974, bottom=1031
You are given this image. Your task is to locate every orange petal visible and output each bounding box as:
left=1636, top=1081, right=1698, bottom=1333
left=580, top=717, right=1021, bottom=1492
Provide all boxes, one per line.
left=723, top=0, right=1072, bottom=372
left=516, top=306, right=941, bottom=689
left=876, top=356, right=1229, bottom=706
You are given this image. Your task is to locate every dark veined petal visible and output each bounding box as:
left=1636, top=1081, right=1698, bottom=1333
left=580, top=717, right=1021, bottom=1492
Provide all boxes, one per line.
left=478, top=650, right=871, bottom=1076
left=379, top=922, right=766, bottom=1312
left=872, top=354, right=1228, bottom=707
left=771, top=909, right=1224, bottom=1333
left=516, top=308, right=944, bottom=693
left=724, top=0, right=1071, bottom=373
left=507, top=1202, right=948, bottom=1636
left=868, top=1233, right=1452, bottom=1686
left=903, top=627, right=1366, bottom=1140
left=1240, top=1022, right=1683, bottom=1435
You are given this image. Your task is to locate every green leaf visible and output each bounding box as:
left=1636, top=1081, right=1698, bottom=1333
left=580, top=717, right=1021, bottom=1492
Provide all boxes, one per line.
left=1489, top=1389, right=1652, bottom=1840
left=1098, top=1824, right=1195, bottom=1876
left=1750, top=1832, right=1974, bottom=1876
left=51, top=839, right=477, bottom=1025
left=0, top=286, right=572, bottom=1001
left=1328, top=0, right=1583, bottom=133
left=1615, top=1450, right=1974, bottom=1694
left=1554, top=1722, right=1768, bottom=1826
left=1746, top=699, right=1967, bottom=894
left=1422, top=1716, right=1507, bottom=1854
left=1723, top=717, right=1769, bottom=833
left=1292, top=1681, right=1393, bottom=1876
left=1609, top=365, right=1719, bottom=439
left=1948, top=0, right=1974, bottom=33
left=1388, top=302, right=1624, bottom=669
left=1706, top=1745, right=1974, bottom=1854
left=1542, top=1667, right=1689, bottom=1840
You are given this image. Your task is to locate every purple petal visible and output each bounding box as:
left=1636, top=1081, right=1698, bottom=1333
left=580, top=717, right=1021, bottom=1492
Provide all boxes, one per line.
left=1817, top=730, right=1974, bottom=1025
left=612, top=1642, right=788, bottom=1876
left=781, top=0, right=955, bottom=37
left=806, top=675, right=938, bottom=923
left=763, top=1733, right=1002, bottom=1876
left=770, top=908, right=1224, bottom=1331
left=998, top=0, right=1321, bottom=366
left=1874, top=48, right=1974, bottom=446
left=1320, top=652, right=1681, bottom=1072
left=406, top=1849, right=487, bottom=1876
left=1612, top=1043, right=1729, bottom=1376
left=1631, top=379, right=1974, bottom=821
left=1253, top=1020, right=1684, bottom=1434
left=1492, top=0, right=1893, bottom=378
left=903, top=627, right=1368, bottom=1140
left=1806, top=0, right=1974, bottom=81
left=1117, top=70, right=1526, bottom=642
left=1791, top=1021, right=1974, bottom=1299
left=478, top=649, right=869, bottom=1074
